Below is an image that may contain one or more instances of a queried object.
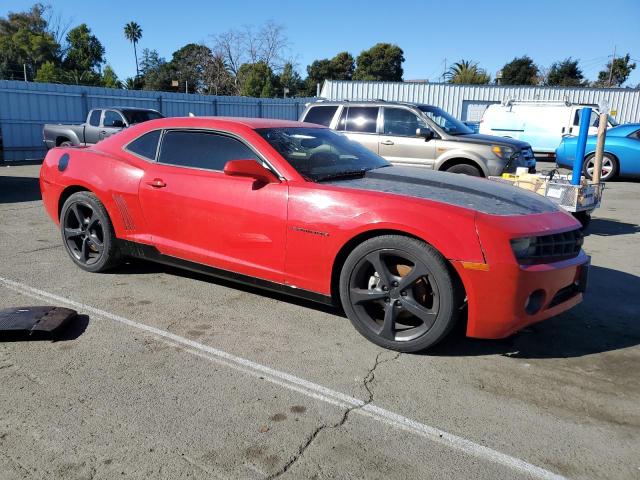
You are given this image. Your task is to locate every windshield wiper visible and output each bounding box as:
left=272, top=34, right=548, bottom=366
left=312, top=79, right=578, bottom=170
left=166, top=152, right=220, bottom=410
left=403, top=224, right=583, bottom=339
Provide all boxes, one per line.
left=315, top=169, right=369, bottom=182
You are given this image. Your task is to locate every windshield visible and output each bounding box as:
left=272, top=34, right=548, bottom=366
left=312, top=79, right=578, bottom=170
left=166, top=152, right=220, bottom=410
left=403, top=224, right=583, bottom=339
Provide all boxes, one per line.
left=121, top=109, right=164, bottom=125
left=256, top=127, right=389, bottom=181
left=417, top=105, right=473, bottom=135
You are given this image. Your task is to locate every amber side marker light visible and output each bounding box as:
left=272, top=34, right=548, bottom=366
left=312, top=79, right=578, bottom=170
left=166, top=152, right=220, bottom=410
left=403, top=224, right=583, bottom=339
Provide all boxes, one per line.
left=460, top=262, right=490, bottom=271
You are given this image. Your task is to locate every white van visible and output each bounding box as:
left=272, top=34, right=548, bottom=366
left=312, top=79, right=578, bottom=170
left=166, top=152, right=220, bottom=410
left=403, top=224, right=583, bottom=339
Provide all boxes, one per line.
left=479, top=101, right=615, bottom=157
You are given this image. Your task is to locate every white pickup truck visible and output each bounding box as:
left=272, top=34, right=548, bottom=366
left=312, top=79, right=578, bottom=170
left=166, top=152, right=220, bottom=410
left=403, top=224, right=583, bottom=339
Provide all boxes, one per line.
left=43, top=107, right=163, bottom=148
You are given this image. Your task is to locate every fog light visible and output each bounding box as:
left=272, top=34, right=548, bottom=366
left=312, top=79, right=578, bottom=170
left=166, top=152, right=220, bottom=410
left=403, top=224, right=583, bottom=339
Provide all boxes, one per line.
left=525, top=289, right=545, bottom=315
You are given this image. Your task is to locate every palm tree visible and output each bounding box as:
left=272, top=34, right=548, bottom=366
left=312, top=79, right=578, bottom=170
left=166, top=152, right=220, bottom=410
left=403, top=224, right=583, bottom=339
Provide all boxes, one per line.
left=445, top=59, right=490, bottom=85
left=124, top=22, right=143, bottom=77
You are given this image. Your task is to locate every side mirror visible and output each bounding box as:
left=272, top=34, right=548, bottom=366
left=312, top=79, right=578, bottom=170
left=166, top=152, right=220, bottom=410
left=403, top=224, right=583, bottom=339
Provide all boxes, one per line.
left=416, top=127, right=434, bottom=141
left=111, top=119, right=126, bottom=128
left=224, top=159, right=279, bottom=185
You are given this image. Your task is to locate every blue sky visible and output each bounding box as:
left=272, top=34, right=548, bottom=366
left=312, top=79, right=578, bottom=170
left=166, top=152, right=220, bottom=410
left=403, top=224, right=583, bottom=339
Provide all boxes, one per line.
left=3, top=0, right=640, bottom=86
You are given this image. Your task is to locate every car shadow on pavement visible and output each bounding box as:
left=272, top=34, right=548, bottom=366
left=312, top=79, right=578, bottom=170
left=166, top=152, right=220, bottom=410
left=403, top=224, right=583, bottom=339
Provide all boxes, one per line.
left=429, top=265, right=640, bottom=359
left=109, top=260, right=342, bottom=316
left=586, top=218, right=640, bottom=236
left=0, top=314, right=89, bottom=343
left=0, top=175, right=42, bottom=204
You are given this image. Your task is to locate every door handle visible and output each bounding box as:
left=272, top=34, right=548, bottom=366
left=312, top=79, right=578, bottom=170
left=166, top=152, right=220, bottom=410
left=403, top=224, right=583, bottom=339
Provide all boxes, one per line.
left=100, top=130, right=107, bottom=135
left=146, top=178, right=167, bottom=188
left=380, top=140, right=394, bottom=145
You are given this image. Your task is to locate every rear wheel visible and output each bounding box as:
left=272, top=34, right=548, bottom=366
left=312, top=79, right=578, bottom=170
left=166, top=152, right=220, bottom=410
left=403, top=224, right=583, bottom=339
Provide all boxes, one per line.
left=60, top=191, right=121, bottom=272
left=445, top=163, right=482, bottom=177
left=339, top=235, right=462, bottom=352
left=59, top=140, right=73, bottom=147
left=583, top=154, right=617, bottom=181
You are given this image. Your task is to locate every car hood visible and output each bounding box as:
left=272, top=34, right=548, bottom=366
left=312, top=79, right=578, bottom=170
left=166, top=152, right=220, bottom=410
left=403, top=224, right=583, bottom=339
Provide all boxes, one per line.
left=452, top=133, right=531, bottom=150
left=327, top=166, right=558, bottom=216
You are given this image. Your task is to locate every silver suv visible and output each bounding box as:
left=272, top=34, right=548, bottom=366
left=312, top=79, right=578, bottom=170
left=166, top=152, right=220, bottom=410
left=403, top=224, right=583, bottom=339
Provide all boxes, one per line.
left=299, top=100, right=535, bottom=176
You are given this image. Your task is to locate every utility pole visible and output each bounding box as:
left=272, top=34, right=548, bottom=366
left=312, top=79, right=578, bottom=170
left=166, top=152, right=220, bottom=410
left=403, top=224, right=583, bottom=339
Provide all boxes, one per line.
left=608, top=45, right=616, bottom=87
left=185, top=81, right=188, bottom=94
left=23, top=64, right=27, bottom=82
left=592, top=102, right=609, bottom=183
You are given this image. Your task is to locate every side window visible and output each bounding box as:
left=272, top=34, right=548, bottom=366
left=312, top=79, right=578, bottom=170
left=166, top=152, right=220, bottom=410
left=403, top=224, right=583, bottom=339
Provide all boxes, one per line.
left=158, top=130, right=259, bottom=171
left=342, top=107, right=379, bottom=133
left=383, top=108, right=426, bottom=136
left=303, top=106, right=339, bottom=127
left=126, top=130, right=161, bottom=160
left=89, top=110, right=101, bottom=127
left=629, top=129, right=640, bottom=141
left=574, top=109, right=599, bottom=127
left=103, top=110, right=124, bottom=127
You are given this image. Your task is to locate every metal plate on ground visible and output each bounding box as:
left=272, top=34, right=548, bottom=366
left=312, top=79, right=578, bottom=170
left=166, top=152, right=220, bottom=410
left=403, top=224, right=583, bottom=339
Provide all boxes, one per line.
left=0, top=306, right=77, bottom=336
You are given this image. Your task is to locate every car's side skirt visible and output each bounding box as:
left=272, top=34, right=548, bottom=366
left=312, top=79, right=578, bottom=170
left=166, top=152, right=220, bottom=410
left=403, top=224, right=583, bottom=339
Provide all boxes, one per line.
left=116, top=240, right=335, bottom=306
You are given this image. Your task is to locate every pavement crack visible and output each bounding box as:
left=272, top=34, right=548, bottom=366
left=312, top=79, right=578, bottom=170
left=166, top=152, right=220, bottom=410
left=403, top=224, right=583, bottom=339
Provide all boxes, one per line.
left=267, top=350, right=401, bottom=479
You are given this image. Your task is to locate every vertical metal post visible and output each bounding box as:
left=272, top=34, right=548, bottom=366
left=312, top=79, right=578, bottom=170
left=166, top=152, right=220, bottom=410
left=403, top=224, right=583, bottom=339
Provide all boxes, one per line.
left=81, top=91, right=89, bottom=118
left=23, top=64, right=28, bottom=82
left=157, top=96, right=163, bottom=114
left=592, top=108, right=609, bottom=183
left=572, top=107, right=592, bottom=185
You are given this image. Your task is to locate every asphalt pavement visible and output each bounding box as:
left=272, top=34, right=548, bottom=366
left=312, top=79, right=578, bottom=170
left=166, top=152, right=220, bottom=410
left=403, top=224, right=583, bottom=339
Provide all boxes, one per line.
left=1, top=163, right=639, bottom=479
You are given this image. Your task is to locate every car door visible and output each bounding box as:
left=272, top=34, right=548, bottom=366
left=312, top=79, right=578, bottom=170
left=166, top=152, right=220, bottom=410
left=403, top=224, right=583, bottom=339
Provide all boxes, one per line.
left=337, top=106, right=380, bottom=154
left=378, top=107, right=437, bottom=168
left=137, top=129, right=288, bottom=284
left=100, top=110, right=127, bottom=141
left=84, top=109, right=102, bottom=144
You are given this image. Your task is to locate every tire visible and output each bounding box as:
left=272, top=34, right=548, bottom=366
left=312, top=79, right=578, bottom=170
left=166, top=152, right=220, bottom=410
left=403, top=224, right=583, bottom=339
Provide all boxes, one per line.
left=583, top=153, right=618, bottom=181
left=59, top=140, right=73, bottom=147
left=445, top=163, right=482, bottom=177
left=60, top=191, right=121, bottom=272
left=339, top=235, right=462, bottom=352
left=573, top=211, right=592, bottom=230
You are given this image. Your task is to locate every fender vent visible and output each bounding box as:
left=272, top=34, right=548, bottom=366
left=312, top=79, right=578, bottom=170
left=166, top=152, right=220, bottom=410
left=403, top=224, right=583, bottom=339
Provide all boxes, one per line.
left=112, top=194, right=135, bottom=231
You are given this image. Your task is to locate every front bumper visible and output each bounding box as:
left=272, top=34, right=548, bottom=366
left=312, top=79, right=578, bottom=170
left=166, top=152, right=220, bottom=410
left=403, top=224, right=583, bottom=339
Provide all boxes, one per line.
left=454, top=252, right=588, bottom=338
left=453, top=210, right=587, bottom=339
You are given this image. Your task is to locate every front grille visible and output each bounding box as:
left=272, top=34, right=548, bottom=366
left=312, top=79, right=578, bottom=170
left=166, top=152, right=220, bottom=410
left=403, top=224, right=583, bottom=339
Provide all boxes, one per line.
left=521, top=229, right=583, bottom=263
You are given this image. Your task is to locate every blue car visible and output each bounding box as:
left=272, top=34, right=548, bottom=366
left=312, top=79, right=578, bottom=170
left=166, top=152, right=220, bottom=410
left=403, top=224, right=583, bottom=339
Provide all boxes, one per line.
left=556, top=123, right=640, bottom=181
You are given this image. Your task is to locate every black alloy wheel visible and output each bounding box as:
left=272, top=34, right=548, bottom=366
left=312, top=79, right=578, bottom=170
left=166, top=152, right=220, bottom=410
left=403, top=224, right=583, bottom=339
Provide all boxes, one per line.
left=60, top=192, right=121, bottom=272
left=340, top=235, right=461, bottom=352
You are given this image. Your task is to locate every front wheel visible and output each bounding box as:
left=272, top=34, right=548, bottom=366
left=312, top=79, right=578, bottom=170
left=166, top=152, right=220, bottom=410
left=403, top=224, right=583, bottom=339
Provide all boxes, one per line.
left=583, top=154, right=618, bottom=181
left=445, top=163, right=482, bottom=177
left=60, top=191, right=121, bottom=272
left=339, top=235, right=462, bottom=352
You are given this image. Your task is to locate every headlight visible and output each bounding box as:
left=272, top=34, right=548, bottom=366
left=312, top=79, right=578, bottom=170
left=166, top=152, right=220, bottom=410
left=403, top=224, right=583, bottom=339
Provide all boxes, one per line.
left=491, top=145, right=515, bottom=159
left=510, top=237, right=536, bottom=259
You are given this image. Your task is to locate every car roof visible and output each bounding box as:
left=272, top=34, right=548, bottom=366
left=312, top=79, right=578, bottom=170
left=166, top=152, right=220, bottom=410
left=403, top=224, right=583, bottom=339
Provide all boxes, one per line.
left=309, top=99, right=428, bottom=108
left=104, top=107, right=161, bottom=112
left=607, top=123, right=640, bottom=137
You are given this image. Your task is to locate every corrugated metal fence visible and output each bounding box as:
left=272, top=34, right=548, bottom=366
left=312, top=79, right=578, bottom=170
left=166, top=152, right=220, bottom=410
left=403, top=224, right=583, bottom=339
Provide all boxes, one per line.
left=321, top=80, right=640, bottom=125
left=0, top=80, right=313, bottom=162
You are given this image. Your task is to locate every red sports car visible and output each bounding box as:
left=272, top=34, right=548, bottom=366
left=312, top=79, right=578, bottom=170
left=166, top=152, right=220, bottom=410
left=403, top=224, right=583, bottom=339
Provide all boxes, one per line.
left=40, top=117, right=589, bottom=352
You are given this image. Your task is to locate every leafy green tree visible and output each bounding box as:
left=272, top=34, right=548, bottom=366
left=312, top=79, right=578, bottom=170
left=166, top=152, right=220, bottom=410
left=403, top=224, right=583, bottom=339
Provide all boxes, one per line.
left=331, top=52, right=355, bottom=80
left=62, top=23, right=104, bottom=84
left=500, top=56, right=538, bottom=85
left=101, top=65, right=122, bottom=88
left=138, top=48, right=172, bottom=91
left=545, top=58, right=584, bottom=86
left=302, top=52, right=356, bottom=95
left=445, top=59, right=490, bottom=84
left=277, top=62, right=303, bottom=97
left=170, top=43, right=214, bottom=93
left=353, top=43, right=404, bottom=81
left=124, top=76, right=144, bottom=90
left=0, top=4, right=60, bottom=80
left=239, top=61, right=276, bottom=97
left=124, top=21, right=142, bottom=77
left=34, top=60, right=61, bottom=83
left=204, top=54, right=235, bottom=95
left=594, top=54, right=636, bottom=87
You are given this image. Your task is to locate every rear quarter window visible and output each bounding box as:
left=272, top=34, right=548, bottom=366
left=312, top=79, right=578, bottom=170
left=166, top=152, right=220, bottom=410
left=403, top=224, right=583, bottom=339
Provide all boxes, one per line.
left=303, top=105, right=338, bottom=126
left=125, top=130, right=161, bottom=161
left=89, top=110, right=101, bottom=127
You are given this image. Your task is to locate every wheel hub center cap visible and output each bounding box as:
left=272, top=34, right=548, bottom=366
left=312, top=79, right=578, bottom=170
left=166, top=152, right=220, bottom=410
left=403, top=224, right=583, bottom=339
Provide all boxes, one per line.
left=390, top=289, right=400, bottom=300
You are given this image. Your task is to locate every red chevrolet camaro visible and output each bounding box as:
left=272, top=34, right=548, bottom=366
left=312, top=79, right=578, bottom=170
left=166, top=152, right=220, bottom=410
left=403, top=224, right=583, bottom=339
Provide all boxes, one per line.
left=40, top=117, right=589, bottom=352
